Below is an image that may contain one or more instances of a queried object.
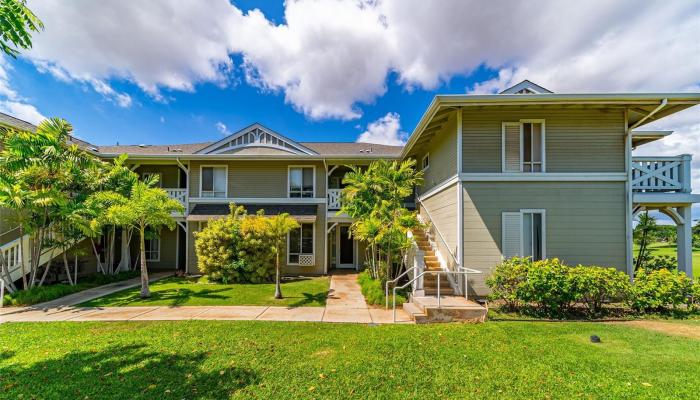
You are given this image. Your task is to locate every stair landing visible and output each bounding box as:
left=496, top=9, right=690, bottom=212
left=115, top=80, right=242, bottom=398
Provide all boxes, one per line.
left=402, top=296, right=487, bottom=324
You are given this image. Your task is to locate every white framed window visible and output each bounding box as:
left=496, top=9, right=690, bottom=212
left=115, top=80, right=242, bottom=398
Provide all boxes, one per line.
left=200, top=165, right=227, bottom=198
left=142, top=172, right=162, bottom=187
left=144, top=232, right=161, bottom=262
left=502, top=120, right=545, bottom=173
left=502, top=209, right=545, bottom=260
left=422, top=153, right=430, bottom=171
left=288, top=166, right=315, bottom=198
left=288, top=222, right=314, bottom=265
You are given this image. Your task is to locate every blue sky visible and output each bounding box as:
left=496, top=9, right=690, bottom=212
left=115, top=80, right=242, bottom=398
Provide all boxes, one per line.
left=0, top=0, right=697, bottom=153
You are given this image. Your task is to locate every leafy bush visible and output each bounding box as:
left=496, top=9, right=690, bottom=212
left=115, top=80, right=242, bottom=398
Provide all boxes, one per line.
left=485, top=257, right=530, bottom=310
left=691, top=281, right=700, bottom=311
left=194, top=210, right=241, bottom=282
left=519, top=258, right=577, bottom=316
left=194, top=206, right=277, bottom=284
left=643, top=255, right=678, bottom=271
left=629, top=268, right=694, bottom=312
left=236, top=212, right=276, bottom=283
left=569, top=266, right=630, bottom=315
left=358, top=270, right=406, bottom=307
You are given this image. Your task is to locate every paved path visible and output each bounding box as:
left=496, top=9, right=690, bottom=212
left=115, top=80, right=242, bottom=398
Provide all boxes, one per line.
left=1, top=273, right=412, bottom=324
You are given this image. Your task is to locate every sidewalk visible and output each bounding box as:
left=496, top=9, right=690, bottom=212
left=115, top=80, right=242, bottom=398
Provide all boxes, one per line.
left=1, top=273, right=412, bottom=324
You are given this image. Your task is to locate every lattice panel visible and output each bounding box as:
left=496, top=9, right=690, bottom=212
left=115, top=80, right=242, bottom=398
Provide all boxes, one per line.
left=298, top=254, right=315, bottom=266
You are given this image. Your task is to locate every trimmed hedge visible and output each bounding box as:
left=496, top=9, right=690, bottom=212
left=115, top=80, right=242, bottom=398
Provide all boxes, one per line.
left=487, top=257, right=697, bottom=318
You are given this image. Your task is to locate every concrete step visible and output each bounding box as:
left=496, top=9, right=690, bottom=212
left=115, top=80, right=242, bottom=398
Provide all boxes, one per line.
left=401, top=302, right=428, bottom=324
left=410, top=296, right=487, bottom=323
left=423, top=287, right=456, bottom=296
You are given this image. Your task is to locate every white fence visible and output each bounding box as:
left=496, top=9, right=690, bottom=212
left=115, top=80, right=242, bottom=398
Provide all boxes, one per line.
left=632, top=155, right=691, bottom=193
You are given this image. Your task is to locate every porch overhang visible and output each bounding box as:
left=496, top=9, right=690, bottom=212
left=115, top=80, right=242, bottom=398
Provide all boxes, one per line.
left=187, top=203, right=318, bottom=222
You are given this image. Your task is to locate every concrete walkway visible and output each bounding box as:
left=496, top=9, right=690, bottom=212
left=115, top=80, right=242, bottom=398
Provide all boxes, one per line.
left=1, top=273, right=412, bottom=324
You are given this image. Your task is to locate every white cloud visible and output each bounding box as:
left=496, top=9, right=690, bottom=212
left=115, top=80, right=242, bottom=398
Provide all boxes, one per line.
left=357, top=112, right=405, bottom=145
left=215, top=122, right=231, bottom=135
left=20, top=1, right=700, bottom=120
left=0, top=100, right=46, bottom=125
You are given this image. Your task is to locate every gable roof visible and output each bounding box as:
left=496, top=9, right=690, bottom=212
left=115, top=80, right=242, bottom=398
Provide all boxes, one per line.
left=196, top=123, right=318, bottom=155
left=500, top=80, right=554, bottom=94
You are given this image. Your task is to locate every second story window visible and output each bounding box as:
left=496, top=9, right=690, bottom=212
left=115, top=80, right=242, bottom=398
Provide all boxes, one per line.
left=422, top=153, right=430, bottom=171
left=201, top=166, right=227, bottom=198
left=289, top=166, right=314, bottom=198
left=502, top=120, right=545, bottom=173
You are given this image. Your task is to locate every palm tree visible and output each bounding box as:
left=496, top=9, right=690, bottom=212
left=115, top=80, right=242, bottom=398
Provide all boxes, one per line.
left=104, top=178, right=183, bottom=298
left=267, top=213, right=299, bottom=299
left=634, top=211, right=659, bottom=271
left=0, top=0, right=44, bottom=58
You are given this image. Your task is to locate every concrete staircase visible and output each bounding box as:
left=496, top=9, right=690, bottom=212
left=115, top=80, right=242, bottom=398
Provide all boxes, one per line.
left=402, top=228, right=487, bottom=323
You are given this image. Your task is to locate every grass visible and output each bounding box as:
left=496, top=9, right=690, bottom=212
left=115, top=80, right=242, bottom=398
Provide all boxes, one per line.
left=1, top=320, right=699, bottom=399
left=1, top=271, right=139, bottom=306
left=79, top=276, right=330, bottom=307
left=633, top=241, right=700, bottom=277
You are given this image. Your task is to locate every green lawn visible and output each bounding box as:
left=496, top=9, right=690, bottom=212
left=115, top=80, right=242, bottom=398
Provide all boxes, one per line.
left=1, top=321, right=699, bottom=399
left=635, top=242, right=700, bottom=277
left=79, top=276, right=330, bottom=307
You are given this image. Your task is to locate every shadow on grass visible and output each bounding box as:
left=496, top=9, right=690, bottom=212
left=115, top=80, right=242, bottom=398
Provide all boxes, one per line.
left=0, top=344, right=258, bottom=399
left=287, top=291, right=329, bottom=307
left=108, top=287, right=232, bottom=306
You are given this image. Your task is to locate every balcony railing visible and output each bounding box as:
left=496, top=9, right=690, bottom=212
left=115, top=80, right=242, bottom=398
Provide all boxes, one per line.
left=632, top=155, right=691, bottom=193
left=328, top=188, right=342, bottom=210
left=165, top=188, right=188, bottom=210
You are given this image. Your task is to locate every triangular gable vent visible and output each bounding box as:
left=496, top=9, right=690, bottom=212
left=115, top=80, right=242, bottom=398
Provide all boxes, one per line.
left=197, top=123, right=318, bottom=155
left=499, top=80, right=553, bottom=94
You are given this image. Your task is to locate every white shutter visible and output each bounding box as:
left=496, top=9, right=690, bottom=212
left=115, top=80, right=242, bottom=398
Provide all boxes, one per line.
left=503, top=123, right=521, bottom=172
left=502, top=212, right=522, bottom=259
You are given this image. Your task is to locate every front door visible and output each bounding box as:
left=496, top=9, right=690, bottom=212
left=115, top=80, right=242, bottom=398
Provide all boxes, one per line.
left=337, top=225, right=355, bottom=268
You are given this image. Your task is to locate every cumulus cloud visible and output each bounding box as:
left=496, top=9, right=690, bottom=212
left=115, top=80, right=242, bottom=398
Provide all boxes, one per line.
left=215, top=121, right=231, bottom=135
left=357, top=112, right=405, bottom=145
left=20, top=0, right=700, bottom=120
left=0, top=58, right=45, bottom=124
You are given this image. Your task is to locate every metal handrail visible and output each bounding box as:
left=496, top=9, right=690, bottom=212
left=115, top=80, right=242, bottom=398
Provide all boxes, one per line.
left=392, top=268, right=482, bottom=322
left=416, top=199, right=459, bottom=265
left=384, top=231, right=423, bottom=308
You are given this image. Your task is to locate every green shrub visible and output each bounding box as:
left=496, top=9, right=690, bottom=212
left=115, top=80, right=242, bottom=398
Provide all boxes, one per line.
left=519, top=258, right=577, bottom=317
left=691, top=281, right=700, bottom=311
left=358, top=270, right=406, bottom=307
left=485, top=257, right=530, bottom=310
left=569, top=266, right=630, bottom=315
left=236, top=213, right=276, bottom=283
left=194, top=210, right=241, bottom=282
left=628, top=269, right=693, bottom=312
left=643, top=255, right=678, bottom=271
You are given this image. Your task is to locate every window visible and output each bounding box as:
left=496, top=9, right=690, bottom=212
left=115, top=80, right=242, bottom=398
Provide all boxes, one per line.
left=502, top=120, right=545, bottom=173
left=142, top=172, right=162, bottom=187
left=288, top=167, right=314, bottom=198
left=201, top=166, right=227, bottom=197
left=288, top=223, right=314, bottom=264
left=502, top=210, right=545, bottom=260
left=145, top=233, right=160, bottom=262
left=422, top=153, right=430, bottom=171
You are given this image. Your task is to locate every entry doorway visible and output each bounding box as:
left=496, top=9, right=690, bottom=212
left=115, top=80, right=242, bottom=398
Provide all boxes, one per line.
left=330, top=224, right=356, bottom=269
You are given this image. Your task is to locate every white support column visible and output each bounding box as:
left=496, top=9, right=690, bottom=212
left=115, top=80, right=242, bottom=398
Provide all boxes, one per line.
left=676, top=205, right=693, bottom=278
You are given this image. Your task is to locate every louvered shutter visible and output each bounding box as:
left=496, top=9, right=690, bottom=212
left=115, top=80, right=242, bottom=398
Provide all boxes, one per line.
left=503, top=123, right=521, bottom=172
left=502, top=212, right=522, bottom=259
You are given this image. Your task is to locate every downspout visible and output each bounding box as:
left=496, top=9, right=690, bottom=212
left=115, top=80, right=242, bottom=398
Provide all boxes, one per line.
left=629, top=98, right=667, bottom=129
left=176, top=157, right=190, bottom=273
left=323, top=158, right=328, bottom=275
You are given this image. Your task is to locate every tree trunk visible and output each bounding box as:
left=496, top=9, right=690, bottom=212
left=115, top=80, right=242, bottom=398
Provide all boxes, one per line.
left=90, top=238, right=106, bottom=274
left=109, top=226, right=116, bottom=274
left=19, top=226, right=27, bottom=290
left=38, top=259, right=52, bottom=287
left=139, top=227, right=150, bottom=298
left=62, top=251, right=74, bottom=286
left=274, top=250, right=282, bottom=299
left=74, top=254, right=78, bottom=285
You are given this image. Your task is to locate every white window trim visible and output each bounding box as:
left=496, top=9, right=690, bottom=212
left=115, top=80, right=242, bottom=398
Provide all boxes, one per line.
left=501, top=119, right=546, bottom=173
left=287, top=221, right=315, bottom=265
left=422, top=153, right=430, bottom=171
left=520, top=209, right=546, bottom=259
left=142, top=172, right=162, bottom=187
left=199, top=164, right=228, bottom=198
left=145, top=232, right=161, bottom=262
left=287, top=165, right=316, bottom=199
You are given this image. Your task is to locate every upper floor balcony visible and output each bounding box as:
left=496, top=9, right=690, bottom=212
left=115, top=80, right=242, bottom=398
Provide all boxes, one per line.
left=632, top=155, right=692, bottom=193
left=165, top=188, right=188, bottom=208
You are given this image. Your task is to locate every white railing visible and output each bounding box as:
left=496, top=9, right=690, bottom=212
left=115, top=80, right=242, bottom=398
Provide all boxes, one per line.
left=416, top=201, right=461, bottom=294
left=1, top=237, right=22, bottom=281
left=385, top=231, right=425, bottom=308
left=165, top=188, right=188, bottom=210
left=391, top=268, right=481, bottom=322
left=632, top=155, right=691, bottom=193
left=327, top=188, right=342, bottom=210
